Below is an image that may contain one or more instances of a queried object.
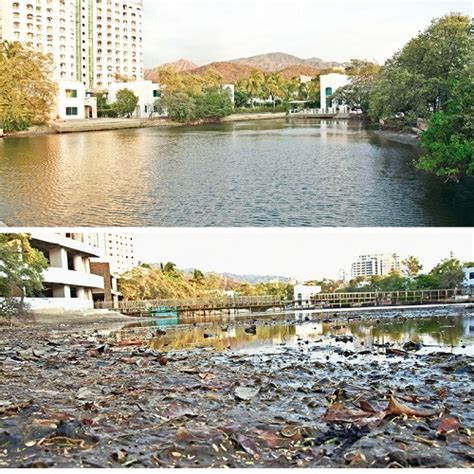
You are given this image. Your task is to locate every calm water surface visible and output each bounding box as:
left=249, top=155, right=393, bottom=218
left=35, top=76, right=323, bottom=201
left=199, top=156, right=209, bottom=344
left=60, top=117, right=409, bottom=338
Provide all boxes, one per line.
left=114, top=312, right=474, bottom=357
left=0, top=119, right=473, bottom=226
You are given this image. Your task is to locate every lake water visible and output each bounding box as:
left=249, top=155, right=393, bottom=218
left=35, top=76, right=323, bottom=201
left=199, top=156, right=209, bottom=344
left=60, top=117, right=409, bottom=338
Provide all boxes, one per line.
left=0, top=118, right=473, bottom=227
left=113, top=311, right=474, bottom=357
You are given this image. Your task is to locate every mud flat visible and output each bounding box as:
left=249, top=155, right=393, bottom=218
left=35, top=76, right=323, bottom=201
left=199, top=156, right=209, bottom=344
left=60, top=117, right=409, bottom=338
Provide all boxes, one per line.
left=0, top=310, right=472, bottom=468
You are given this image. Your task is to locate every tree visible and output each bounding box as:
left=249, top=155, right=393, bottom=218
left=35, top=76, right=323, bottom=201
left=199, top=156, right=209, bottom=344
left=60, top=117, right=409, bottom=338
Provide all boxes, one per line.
left=263, top=73, right=284, bottom=107
left=237, top=70, right=265, bottom=106
left=112, top=89, right=139, bottom=118
left=195, top=89, right=233, bottom=119
left=402, top=256, right=423, bottom=277
left=429, top=256, right=465, bottom=288
left=234, top=90, right=250, bottom=108
left=331, top=59, right=381, bottom=113
left=158, top=65, right=185, bottom=94
left=0, top=41, right=57, bottom=132
left=418, top=56, right=474, bottom=180
left=0, top=234, right=48, bottom=303
left=157, top=92, right=197, bottom=122
left=368, top=13, right=471, bottom=122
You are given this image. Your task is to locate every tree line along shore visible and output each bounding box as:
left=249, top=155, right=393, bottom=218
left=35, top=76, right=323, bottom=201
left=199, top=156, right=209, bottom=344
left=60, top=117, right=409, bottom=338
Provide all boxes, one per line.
left=0, top=13, right=472, bottom=180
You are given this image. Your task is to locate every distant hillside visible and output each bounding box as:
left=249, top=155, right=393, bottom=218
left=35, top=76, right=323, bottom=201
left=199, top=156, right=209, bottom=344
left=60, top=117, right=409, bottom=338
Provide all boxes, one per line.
left=181, top=269, right=292, bottom=285
left=230, top=52, right=346, bottom=71
left=186, top=61, right=260, bottom=83
left=278, top=65, right=323, bottom=80
left=144, top=58, right=198, bottom=82
left=145, top=51, right=347, bottom=84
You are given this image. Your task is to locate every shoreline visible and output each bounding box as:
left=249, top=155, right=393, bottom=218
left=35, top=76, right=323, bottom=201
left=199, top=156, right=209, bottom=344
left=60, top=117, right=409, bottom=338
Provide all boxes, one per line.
left=1, top=112, right=288, bottom=138
left=374, top=129, right=420, bottom=146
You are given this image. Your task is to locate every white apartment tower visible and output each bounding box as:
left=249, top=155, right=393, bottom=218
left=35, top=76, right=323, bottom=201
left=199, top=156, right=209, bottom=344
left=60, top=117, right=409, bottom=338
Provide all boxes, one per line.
left=0, top=0, right=78, bottom=81
left=351, top=254, right=401, bottom=279
left=84, top=232, right=137, bottom=275
left=0, top=0, right=144, bottom=90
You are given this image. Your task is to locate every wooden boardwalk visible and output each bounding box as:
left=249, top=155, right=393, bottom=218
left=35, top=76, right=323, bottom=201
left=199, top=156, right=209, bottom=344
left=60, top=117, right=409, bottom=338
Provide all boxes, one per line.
left=95, top=289, right=474, bottom=315
left=309, top=288, right=474, bottom=309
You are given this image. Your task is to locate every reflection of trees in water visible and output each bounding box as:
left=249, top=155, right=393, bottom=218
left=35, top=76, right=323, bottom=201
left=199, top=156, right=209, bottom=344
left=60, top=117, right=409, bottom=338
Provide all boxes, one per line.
left=344, top=316, right=466, bottom=347
left=149, top=324, right=297, bottom=352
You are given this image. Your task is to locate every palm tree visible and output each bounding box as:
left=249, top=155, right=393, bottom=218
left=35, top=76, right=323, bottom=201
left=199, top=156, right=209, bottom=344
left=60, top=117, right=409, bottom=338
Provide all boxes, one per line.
left=163, top=262, right=178, bottom=275
left=264, top=73, right=284, bottom=107
left=238, top=70, right=265, bottom=107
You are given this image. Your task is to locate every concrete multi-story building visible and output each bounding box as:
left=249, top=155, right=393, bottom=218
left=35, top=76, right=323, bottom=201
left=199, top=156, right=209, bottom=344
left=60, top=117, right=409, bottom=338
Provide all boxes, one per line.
left=84, top=232, right=137, bottom=275
left=0, top=0, right=143, bottom=88
left=25, top=233, right=105, bottom=311
left=351, top=253, right=401, bottom=279
left=0, top=0, right=144, bottom=118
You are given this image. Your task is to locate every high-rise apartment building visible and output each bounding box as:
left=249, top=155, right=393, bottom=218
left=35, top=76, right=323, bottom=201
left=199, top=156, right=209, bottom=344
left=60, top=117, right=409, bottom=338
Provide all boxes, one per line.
left=84, top=232, right=137, bottom=275
left=351, top=253, right=401, bottom=279
left=0, top=0, right=144, bottom=90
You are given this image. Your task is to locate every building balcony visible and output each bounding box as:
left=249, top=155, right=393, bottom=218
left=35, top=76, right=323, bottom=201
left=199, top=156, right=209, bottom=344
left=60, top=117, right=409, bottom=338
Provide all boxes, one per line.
left=43, top=268, right=105, bottom=289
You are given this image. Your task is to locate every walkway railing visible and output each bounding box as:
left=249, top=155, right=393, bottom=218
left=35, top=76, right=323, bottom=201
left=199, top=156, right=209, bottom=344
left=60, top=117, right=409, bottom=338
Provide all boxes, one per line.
left=310, top=288, right=474, bottom=308
left=95, top=295, right=284, bottom=314
left=95, top=289, right=474, bottom=314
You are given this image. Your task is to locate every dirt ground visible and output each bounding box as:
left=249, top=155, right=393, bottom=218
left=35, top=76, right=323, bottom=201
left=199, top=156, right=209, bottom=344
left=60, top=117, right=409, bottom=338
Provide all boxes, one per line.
left=0, top=311, right=472, bottom=468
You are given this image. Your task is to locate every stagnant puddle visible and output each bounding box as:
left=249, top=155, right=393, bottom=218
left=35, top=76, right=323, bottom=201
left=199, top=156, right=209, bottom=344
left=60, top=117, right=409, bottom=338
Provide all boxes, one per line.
left=111, top=311, right=474, bottom=357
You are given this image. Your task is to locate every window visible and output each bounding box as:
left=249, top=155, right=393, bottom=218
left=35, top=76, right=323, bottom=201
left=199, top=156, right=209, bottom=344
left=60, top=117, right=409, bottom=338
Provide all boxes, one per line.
left=65, top=89, right=77, bottom=98
left=325, top=87, right=333, bottom=96
left=153, top=90, right=160, bottom=98
left=66, top=107, right=78, bottom=116
left=470, top=272, right=474, bottom=279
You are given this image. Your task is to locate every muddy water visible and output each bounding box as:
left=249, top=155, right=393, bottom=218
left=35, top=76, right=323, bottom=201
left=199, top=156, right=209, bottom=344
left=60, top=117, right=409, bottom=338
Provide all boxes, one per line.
left=114, top=312, right=474, bottom=356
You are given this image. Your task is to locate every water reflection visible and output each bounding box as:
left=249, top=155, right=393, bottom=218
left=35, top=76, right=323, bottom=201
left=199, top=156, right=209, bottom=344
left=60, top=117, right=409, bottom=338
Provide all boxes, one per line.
left=1, top=119, right=473, bottom=226
left=116, top=312, right=474, bottom=356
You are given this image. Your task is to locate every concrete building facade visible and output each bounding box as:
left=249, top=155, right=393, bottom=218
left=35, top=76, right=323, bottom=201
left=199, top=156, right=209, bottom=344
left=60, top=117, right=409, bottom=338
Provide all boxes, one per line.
left=107, top=80, right=160, bottom=117
left=464, top=266, right=474, bottom=287
left=0, top=0, right=144, bottom=90
left=84, top=232, right=137, bottom=275
left=54, top=80, right=97, bottom=119
left=294, top=284, right=322, bottom=308
left=351, top=254, right=401, bottom=279
left=25, top=233, right=105, bottom=311
left=320, top=73, right=350, bottom=112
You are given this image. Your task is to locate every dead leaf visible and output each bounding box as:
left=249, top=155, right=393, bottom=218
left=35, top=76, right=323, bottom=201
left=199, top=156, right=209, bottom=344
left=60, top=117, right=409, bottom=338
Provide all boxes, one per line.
left=233, top=433, right=259, bottom=457
left=388, top=395, right=437, bottom=418
left=436, top=417, right=460, bottom=436
left=253, top=429, right=287, bottom=448
left=322, top=402, right=388, bottom=428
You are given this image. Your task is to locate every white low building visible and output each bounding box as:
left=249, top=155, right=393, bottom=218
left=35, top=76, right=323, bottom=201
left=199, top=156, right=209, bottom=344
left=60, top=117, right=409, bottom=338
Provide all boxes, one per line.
left=464, top=266, right=474, bottom=287
left=23, top=233, right=105, bottom=312
left=108, top=80, right=161, bottom=118
left=294, top=284, right=322, bottom=308
left=54, top=81, right=97, bottom=120
left=320, top=73, right=351, bottom=112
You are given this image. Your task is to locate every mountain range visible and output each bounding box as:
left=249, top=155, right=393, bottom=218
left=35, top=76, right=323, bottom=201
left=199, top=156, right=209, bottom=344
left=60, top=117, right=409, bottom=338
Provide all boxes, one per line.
left=179, top=268, right=292, bottom=284
left=145, top=51, right=346, bottom=84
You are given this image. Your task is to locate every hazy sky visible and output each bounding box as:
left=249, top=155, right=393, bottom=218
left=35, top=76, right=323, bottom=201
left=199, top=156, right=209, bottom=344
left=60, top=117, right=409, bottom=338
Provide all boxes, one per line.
left=130, top=229, right=474, bottom=281
left=142, top=0, right=472, bottom=67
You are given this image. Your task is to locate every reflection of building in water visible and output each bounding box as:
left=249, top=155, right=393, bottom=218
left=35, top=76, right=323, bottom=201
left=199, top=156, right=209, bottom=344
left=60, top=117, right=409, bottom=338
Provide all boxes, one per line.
left=295, top=323, right=323, bottom=337
left=464, top=317, right=474, bottom=336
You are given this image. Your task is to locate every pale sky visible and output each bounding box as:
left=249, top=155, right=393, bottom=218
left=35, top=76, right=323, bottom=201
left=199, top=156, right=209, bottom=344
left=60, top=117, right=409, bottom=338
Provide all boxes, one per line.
left=143, top=0, right=472, bottom=67
left=130, top=229, right=474, bottom=281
